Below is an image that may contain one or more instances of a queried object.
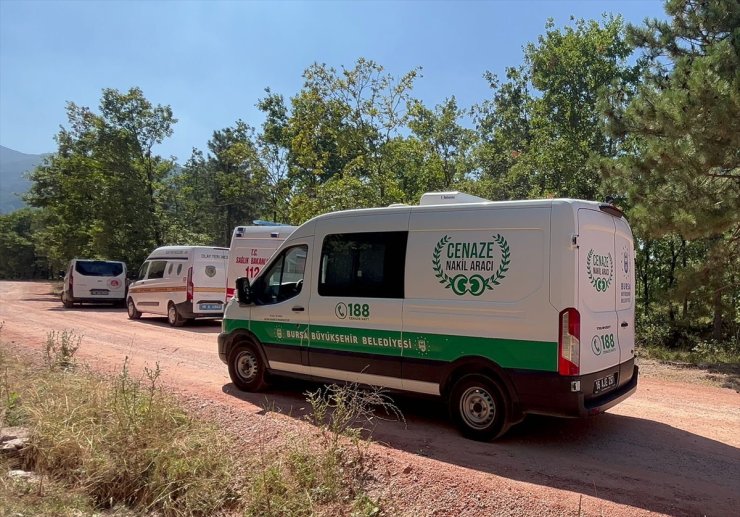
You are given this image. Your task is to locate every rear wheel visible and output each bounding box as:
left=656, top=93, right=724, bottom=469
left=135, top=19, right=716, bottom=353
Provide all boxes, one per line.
left=449, top=374, right=510, bottom=441
left=228, top=344, right=266, bottom=391
left=61, top=291, right=74, bottom=309
left=127, top=298, right=142, bottom=319
left=167, top=302, right=186, bottom=327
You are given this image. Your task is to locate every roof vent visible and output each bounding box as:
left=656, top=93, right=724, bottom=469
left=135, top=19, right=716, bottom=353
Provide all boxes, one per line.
left=419, top=191, right=491, bottom=206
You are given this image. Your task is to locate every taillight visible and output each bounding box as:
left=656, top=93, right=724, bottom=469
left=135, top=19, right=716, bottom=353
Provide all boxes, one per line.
left=186, top=267, right=193, bottom=301
left=69, top=270, right=74, bottom=294
left=558, top=308, right=580, bottom=375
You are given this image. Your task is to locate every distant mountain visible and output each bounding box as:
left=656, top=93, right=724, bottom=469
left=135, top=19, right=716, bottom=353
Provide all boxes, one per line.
left=0, top=145, right=48, bottom=214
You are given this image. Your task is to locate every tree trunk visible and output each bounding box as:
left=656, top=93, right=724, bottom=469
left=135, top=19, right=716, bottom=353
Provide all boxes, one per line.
left=712, top=288, right=723, bottom=341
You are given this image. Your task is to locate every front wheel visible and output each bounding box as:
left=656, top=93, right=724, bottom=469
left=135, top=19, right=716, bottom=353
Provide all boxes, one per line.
left=449, top=374, right=510, bottom=441
left=127, top=298, right=142, bottom=319
left=228, top=344, right=266, bottom=391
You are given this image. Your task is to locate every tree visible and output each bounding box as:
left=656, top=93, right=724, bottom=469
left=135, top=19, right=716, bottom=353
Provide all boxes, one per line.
left=284, top=58, right=420, bottom=221
left=26, top=88, right=177, bottom=269
left=0, top=209, right=47, bottom=278
left=408, top=96, right=476, bottom=191
left=602, top=0, right=740, bottom=341
left=174, top=122, right=268, bottom=246
left=475, top=16, right=640, bottom=200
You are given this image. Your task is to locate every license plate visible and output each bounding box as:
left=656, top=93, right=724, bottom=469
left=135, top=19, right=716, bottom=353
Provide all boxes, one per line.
left=199, top=303, right=222, bottom=311
left=90, top=289, right=109, bottom=295
left=594, top=373, right=617, bottom=394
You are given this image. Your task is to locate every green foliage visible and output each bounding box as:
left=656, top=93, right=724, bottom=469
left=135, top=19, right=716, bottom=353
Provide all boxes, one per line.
left=603, top=0, right=740, bottom=342
left=475, top=15, right=640, bottom=200
left=408, top=96, right=476, bottom=192
left=0, top=208, right=48, bottom=279
left=171, top=121, right=269, bottom=246
left=25, top=87, right=177, bottom=270
left=246, top=383, right=400, bottom=516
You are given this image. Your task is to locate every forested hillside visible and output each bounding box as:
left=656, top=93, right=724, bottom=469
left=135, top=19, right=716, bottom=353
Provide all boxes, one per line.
left=0, top=146, right=45, bottom=213
left=1, top=0, right=737, bottom=348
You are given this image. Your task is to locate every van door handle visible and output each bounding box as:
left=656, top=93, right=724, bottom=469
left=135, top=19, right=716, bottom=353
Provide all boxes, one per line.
left=292, top=306, right=305, bottom=312
left=620, top=321, right=628, bottom=328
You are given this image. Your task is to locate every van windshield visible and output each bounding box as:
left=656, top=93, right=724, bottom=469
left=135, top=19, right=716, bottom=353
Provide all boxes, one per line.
left=75, top=261, right=123, bottom=277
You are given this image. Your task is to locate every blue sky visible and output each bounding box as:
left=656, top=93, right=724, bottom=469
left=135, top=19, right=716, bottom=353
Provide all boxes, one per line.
left=0, top=0, right=666, bottom=162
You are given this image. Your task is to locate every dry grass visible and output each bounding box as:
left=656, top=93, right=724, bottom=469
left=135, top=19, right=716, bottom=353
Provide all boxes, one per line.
left=1, top=330, right=394, bottom=516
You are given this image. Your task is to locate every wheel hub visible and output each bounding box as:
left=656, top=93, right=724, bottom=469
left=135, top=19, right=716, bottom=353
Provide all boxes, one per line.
left=460, top=387, right=496, bottom=429
left=236, top=351, right=258, bottom=381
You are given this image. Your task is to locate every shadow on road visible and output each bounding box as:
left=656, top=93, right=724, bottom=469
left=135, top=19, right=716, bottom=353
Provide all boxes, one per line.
left=47, top=305, right=125, bottom=311
left=222, top=379, right=740, bottom=516
left=126, top=317, right=222, bottom=334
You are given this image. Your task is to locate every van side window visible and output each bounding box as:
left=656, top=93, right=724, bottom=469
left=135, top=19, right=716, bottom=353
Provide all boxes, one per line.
left=167, top=263, right=174, bottom=276
left=255, top=245, right=307, bottom=305
left=176, top=264, right=183, bottom=276
left=319, top=232, right=407, bottom=298
left=147, top=260, right=167, bottom=280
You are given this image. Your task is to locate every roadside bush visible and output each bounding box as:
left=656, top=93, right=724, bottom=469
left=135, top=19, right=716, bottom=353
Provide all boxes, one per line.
left=23, top=357, right=240, bottom=516
left=2, top=334, right=395, bottom=517
left=245, top=384, right=399, bottom=517
left=43, top=329, right=81, bottom=370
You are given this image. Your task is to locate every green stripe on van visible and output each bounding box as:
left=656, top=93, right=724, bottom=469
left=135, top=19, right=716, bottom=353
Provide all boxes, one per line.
left=224, top=319, right=557, bottom=372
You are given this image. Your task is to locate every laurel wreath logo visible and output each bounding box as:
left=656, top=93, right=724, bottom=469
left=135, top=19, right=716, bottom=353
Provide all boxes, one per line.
left=586, top=249, right=613, bottom=292
left=432, top=234, right=510, bottom=296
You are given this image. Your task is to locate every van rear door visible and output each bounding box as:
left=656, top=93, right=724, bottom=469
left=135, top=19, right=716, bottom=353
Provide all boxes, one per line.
left=73, top=260, right=126, bottom=300
left=192, top=248, right=229, bottom=314
left=614, top=216, right=635, bottom=363
left=578, top=209, right=620, bottom=375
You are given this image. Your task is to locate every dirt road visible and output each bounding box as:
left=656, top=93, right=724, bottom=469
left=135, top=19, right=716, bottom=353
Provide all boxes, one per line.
left=1, top=281, right=738, bottom=516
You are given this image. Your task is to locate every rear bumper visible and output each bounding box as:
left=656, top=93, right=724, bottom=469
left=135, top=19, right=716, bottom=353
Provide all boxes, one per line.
left=176, top=300, right=224, bottom=319
left=70, top=296, right=125, bottom=303
left=510, top=359, right=638, bottom=418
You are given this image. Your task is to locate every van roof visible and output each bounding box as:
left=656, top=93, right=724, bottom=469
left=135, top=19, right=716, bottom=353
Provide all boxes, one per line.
left=71, top=258, right=125, bottom=264
left=145, top=246, right=228, bottom=260
left=310, top=195, right=607, bottom=223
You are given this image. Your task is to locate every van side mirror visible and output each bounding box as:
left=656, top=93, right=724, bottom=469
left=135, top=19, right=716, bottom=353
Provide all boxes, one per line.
left=235, top=277, right=253, bottom=305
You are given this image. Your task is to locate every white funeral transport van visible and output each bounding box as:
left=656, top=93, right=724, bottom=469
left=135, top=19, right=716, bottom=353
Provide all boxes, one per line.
left=128, top=246, right=229, bottom=326
left=61, top=259, right=127, bottom=308
left=226, top=224, right=297, bottom=302
left=218, top=192, right=638, bottom=440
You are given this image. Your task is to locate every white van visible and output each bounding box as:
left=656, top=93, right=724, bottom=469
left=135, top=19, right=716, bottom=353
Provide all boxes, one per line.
left=218, top=192, right=638, bottom=440
left=127, top=246, right=229, bottom=326
left=61, top=259, right=127, bottom=308
left=226, top=224, right=297, bottom=302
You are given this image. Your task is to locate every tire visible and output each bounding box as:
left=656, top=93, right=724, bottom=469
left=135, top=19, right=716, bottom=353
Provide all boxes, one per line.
left=127, top=298, right=142, bottom=319
left=449, top=374, right=510, bottom=441
left=167, top=302, right=186, bottom=327
left=228, top=343, right=266, bottom=391
left=61, top=291, right=74, bottom=309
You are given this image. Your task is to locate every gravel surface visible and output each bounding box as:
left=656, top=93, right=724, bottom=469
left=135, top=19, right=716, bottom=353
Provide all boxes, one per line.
left=1, top=281, right=739, bottom=516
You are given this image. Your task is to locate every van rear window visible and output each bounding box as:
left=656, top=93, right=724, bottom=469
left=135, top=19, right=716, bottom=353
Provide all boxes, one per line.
left=74, top=261, right=123, bottom=277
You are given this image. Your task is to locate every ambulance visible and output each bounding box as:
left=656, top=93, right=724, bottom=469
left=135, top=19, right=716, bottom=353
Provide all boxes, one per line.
left=127, top=246, right=228, bottom=326
left=225, top=223, right=297, bottom=301
left=218, top=192, right=638, bottom=440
